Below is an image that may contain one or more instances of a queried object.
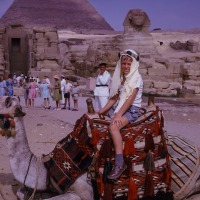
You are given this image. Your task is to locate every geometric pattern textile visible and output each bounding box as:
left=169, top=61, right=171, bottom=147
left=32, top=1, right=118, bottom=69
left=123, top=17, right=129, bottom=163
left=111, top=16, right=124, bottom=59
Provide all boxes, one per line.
left=44, top=114, right=94, bottom=193
left=90, top=107, right=172, bottom=199
left=44, top=107, right=174, bottom=199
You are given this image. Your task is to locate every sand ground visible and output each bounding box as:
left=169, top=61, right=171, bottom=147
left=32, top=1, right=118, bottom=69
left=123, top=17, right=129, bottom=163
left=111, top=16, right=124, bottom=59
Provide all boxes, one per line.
left=0, top=95, right=200, bottom=199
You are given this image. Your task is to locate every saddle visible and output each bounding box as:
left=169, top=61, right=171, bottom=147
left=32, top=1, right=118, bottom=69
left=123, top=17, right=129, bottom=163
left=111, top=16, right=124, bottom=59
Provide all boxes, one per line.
left=44, top=105, right=173, bottom=199
left=88, top=106, right=172, bottom=200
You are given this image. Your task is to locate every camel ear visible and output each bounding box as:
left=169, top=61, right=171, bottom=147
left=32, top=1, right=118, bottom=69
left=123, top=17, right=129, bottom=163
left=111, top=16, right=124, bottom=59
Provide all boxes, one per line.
left=14, top=107, right=26, bottom=117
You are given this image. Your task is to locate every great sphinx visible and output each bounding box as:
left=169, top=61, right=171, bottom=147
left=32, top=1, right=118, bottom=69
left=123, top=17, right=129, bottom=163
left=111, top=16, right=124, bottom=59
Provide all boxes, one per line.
left=121, top=9, right=157, bottom=56
left=123, top=9, right=150, bottom=35
left=1, top=96, right=200, bottom=200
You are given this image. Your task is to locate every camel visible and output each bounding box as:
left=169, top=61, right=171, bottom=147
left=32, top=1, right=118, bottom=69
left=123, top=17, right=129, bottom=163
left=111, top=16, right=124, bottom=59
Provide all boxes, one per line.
left=0, top=96, right=93, bottom=200
left=1, top=95, right=200, bottom=200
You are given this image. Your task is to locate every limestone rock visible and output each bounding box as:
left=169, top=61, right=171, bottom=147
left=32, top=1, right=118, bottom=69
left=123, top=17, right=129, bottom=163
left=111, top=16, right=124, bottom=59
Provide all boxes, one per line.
left=0, top=0, right=114, bottom=34
left=37, top=60, right=60, bottom=71
left=153, top=81, right=170, bottom=89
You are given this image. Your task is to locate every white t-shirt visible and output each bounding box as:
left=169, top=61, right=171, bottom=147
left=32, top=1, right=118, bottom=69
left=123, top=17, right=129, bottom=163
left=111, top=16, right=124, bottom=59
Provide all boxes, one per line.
left=119, top=74, right=143, bottom=107
left=64, top=82, right=73, bottom=93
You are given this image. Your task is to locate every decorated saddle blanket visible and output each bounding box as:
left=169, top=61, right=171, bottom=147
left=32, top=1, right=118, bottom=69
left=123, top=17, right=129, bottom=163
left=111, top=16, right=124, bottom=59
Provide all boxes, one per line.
left=44, top=114, right=95, bottom=193
left=89, top=107, right=172, bottom=200
left=43, top=106, right=173, bottom=199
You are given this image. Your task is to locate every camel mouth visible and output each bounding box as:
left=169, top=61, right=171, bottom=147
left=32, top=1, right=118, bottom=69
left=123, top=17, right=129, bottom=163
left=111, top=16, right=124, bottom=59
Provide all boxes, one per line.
left=14, top=106, right=26, bottom=117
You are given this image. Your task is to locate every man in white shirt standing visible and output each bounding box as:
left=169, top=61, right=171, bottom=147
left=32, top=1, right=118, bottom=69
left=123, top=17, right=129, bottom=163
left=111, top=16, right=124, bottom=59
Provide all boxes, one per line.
left=62, top=77, right=73, bottom=110
left=94, top=63, right=111, bottom=111
left=60, top=75, right=66, bottom=105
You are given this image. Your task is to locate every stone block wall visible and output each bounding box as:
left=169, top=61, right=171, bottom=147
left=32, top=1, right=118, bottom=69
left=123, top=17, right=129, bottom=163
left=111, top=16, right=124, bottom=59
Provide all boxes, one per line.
left=141, top=55, right=200, bottom=96
left=0, top=28, right=6, bottom=76
left=57, top=31, right=200, bottom=97
left=31, top=27, right=61, bottom=73
left=58, top=32, right=121, bottom=78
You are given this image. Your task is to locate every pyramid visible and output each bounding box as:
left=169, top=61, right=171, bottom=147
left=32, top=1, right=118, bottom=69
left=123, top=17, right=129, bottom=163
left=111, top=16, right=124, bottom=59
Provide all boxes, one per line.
left=0, top=0, right=114, bottom=33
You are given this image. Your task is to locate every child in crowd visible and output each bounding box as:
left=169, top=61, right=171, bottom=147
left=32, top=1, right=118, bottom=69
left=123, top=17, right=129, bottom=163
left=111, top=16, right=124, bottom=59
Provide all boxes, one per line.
left=72, top=82, right=80, bottom=111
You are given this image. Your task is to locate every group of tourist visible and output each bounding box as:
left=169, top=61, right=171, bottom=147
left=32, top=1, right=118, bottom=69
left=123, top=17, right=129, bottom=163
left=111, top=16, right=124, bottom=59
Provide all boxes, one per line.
left=0, top=74, right=14, bottom=97
left=0, top=73, right=80, bottom=111
left=51, top=75, right=80, bottom=111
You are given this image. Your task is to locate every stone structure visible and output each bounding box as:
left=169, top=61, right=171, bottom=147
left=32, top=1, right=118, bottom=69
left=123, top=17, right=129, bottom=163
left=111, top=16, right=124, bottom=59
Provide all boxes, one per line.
left=0, top=2, right=200, bottom=97
left=123, top=9, right=150, bottom=35
left=0, top=25, right=61, bottom=79
left=170, top=40, right=200, bottom=53
left=0, top=0, right=114, bottom=79
left=0, top=28, right=6, bottom=76
left=0, top=0, right=114, bottom=34
left=121, top=9, right=157, bottom=56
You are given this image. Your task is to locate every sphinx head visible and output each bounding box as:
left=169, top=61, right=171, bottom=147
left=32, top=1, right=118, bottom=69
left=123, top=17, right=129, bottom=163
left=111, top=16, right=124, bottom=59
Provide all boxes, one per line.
left=129, top=9, right=146, bottom=26
left=123, top=9, right=150, bottom=33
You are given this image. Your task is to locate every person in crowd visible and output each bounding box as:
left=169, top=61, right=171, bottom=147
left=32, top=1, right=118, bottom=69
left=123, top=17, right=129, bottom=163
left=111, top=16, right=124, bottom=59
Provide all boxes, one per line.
left=98, top=49, right=143, bottom=180
left=36, top=76, right=40, bottom=84
left=13, top=73, right=17, bottom=86
left=16, top=75, right=21, bottom=87
left=72, top=82, right=80, bottom=111
left=23, top=77, right=30, bottom=108
left=62, top=77, right=72, bottom=110
left=60, top=75, right=66, bottom=105
left=28, top=78, right=37, bottom=107
left=39, top=79, right=51, bottom=109
left=94, top=63, right=111, bottom=111
left=6, top=74, right=14, bottom=96
left=0, top=75, right=7, bottom=96
left=18, top=74, right=25, bottom=87
left=44, top=75, right=51, bottom=86
left=53, top=75, right=62, bottom=110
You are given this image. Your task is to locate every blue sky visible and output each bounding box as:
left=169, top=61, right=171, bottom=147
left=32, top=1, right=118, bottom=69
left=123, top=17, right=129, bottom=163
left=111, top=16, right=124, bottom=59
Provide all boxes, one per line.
left=1, top=0, right=200, bottom=31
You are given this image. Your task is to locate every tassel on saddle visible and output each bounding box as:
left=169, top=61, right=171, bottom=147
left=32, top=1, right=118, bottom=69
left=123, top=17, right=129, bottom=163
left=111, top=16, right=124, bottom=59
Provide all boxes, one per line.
left=144, top=172, right=154, bottom=197
left=128, top=177, right=137, bottom=200
left=124, top=137, right=135, bottom=157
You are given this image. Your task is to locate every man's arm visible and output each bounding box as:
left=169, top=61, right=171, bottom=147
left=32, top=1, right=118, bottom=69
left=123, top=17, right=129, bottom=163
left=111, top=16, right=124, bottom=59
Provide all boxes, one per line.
left=98, top=72, right=111, bottom=85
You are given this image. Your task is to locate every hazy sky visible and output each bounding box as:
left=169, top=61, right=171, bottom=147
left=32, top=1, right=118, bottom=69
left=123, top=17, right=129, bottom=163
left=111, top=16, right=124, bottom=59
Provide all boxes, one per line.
left=0, top=0, right=200, bottom=31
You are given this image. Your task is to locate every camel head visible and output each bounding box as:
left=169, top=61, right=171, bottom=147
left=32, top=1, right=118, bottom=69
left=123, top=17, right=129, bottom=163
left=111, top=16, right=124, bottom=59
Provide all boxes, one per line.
left=0, top=96, right=26, bottom=137
left=0, top=96, right=25, bottom=117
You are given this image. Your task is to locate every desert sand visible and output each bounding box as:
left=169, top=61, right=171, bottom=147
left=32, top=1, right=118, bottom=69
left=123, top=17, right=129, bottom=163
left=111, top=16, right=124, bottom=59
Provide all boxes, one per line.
left=0, top=95, right=200, bottom=199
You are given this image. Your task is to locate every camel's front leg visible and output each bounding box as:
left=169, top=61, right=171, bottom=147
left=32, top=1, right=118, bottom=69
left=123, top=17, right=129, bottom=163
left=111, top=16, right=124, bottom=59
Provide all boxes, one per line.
left=46, top=173, right=93, bottom=200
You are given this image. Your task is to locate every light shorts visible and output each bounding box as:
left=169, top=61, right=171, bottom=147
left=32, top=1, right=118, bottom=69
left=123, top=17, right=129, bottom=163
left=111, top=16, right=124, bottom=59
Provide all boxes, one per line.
left=108, top=104, right=141, bottom=123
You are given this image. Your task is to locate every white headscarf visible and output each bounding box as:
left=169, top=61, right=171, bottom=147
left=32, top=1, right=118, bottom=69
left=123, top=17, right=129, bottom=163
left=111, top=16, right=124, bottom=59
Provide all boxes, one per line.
left=109, top=49, right=140, bottom=113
